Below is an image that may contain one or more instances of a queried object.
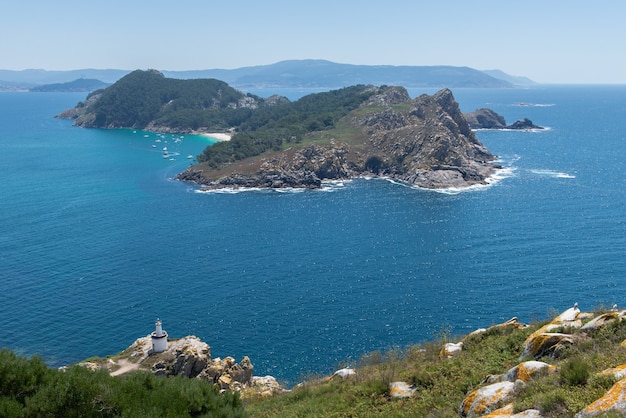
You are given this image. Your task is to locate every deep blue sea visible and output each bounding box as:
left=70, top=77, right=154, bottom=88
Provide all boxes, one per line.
left=1, top=86, right=625, bottom=386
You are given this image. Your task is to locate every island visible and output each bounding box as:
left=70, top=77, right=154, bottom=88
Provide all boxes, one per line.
left=58, top=70, right=500, bottom=190
left=463, top=107, right=545, bottom=130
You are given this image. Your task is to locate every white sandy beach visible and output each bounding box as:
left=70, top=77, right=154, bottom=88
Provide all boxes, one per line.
left=197, top=132, right=232, bottom=141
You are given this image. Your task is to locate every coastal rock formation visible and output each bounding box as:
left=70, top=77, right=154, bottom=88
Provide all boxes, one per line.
left=463, top=108, right=507, bottom=129
left=463, top=108, right=544, bottom=130
left=81, top=335, right=260, bottom=393
left=179, top=88, right=499, bottom=190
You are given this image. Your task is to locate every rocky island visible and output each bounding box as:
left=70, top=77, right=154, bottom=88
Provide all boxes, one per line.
left=178, top=87, right=499, bottom=190
left=463, top=107, right=545, bottom=130
left=58, top=69, right=500, bottom=191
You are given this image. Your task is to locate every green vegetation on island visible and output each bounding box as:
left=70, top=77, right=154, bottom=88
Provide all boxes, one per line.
left=77, top=69, right=255, bottom=130
left=197, top=85, right=377, bottom=168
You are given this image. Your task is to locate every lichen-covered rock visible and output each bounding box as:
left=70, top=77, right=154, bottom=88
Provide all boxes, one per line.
left=468, top=317, right=528, bottom=338
left=460, top=380, right=524, bottom=417
left=440, top=342, right=463, bottom=359
left=485, top=361, right=557, bottom=384
left=575, top=377, right=626, bottom=417
left=520, top=304, right=580, bottom=361
left=599, top=364, right=626, bottom=380
left=483, top=403, right=544, bottom=417
left=247, top=375, right=286, bottom=398
left=389, top=381, right=417, bottom=398
left=581, top=311, right=626, bottom=331
left=520, top=332, right=574, bottom=360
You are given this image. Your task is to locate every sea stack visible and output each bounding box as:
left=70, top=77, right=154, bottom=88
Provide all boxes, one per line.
left=151, top=319, right=168, bottom=353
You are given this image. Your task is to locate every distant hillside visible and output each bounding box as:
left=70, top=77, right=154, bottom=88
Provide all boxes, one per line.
left=57, top=69, right=262, bottom=131
left=163, top=60, right=513, bottom=88
left=30, top=78, right=110, bottom=92
left=0, top=69, right=127, bottom=90
left=482, top=69, right=536, bottom=86
left=1, top=61, right=526, bottom=91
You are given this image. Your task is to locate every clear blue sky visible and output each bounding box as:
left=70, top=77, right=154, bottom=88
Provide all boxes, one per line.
left=2, top=0, right=625, bottom=84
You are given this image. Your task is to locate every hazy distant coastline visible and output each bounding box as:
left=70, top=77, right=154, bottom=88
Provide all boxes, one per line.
left=0, top=59, right=535, bottom=92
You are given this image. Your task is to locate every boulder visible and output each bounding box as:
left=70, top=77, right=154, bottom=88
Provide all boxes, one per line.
left=440, top=342, right=463, bottom=359
left=520, top=304, right=580, bottom=361
left=331, top=368, right=356, bottom=379
left=460, top=380, right=524, bottom=417
left=485, top=361, right=557, bottom=384
left=483, top=403, right=544, bottom=417
left=249, top=375, right=285, bottom=397
left=581, top=311, right=626, bottom=331
left=599, top=364, right=626, bottom=380
left=575, top=377, right=626, bottom=417
left=389, top=381, right=417, bottom=398
left=520, top=332, right=574, bottom=360
left=468, top=317, right=528, bottom=338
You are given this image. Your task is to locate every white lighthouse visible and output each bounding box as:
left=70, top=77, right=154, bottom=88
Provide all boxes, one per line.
left=151, top=319, right=168, bottom=353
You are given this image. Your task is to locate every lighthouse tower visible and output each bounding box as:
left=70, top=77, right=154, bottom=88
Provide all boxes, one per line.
left=151, top=319, right=168, bottom=353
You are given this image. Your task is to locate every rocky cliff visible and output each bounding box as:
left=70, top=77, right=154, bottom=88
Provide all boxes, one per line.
left=178, top=88, right=499, bottom=190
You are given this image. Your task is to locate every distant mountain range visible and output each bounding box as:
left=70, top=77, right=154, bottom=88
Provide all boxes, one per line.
left=0, top=59, right=535, bottom=92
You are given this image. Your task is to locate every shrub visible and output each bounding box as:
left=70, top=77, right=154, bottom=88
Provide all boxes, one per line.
left=560, top=357, right=590, bottom=386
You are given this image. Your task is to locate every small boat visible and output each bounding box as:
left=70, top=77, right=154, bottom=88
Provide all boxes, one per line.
left=162, top=147, right=169, bottom=158
left=187, top=155, right=194, bottom=159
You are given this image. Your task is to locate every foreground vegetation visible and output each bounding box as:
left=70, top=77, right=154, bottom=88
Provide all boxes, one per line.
left=245, top=308, right=626, bottom=417
left=0, top=349, right=245, bottom=417
left=3, top=307, right=626, bottom=417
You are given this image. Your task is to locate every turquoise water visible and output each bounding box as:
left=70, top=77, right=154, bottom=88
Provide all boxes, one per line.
left=1, top=87, right=625, bottom=385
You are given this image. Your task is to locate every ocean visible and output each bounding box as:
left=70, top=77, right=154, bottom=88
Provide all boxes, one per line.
left=1, top=86, right=625, bottom=386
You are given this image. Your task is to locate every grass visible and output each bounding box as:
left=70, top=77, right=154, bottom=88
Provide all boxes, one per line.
left=243, top=310, right=626, bottom=417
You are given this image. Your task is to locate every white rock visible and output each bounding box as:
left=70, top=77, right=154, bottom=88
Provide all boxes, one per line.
left=389, top=381, right=417, bottom=398
left=332, top=368, right=356, bottom=379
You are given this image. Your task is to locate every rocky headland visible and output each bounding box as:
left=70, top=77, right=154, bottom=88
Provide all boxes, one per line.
left=80, top=332, right=284, bottom=398
left=463, top=108, right=544, bottom=130
left=178, top=87, right=500, bottom=191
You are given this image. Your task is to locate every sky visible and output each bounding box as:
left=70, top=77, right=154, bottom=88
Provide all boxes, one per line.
left=2, top=0, right=625, bottom=84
